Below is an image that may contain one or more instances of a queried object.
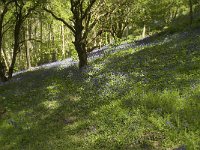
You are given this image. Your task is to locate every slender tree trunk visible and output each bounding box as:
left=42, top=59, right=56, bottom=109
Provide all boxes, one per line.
left=51, top=25, right=56, bottom=62
left=0, top=32, right=3, bottom=61
left=109, top=33, right=112, bottom=44
left=189, top=0, right=193, bottom=26
left=94, top=31, right=97, bottom=46
left=61, top=23, right=65, bottom=58
left=125, top=26, right=129, bottom=38
left=99, top=36, right=102, bottom=48
left=34, top=19, right=39, bottom=64
left=116, top=22, right=125, bottom=39
left=142, top=24, right=146, bottom=38
left=2, top=39, right=9, bottom=71
left=40, top=15, right=43, bottom=53
left=48, top=24, right=52, bottom=49
left=25, top=20, right=31, bottom=69
left=105, top=32, right=108, bottom=45
left=8, top=12, right=23, bottom=79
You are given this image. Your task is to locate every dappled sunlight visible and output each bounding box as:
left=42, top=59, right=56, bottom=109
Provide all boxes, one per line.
left=42, top=100, right=60, bottom=110
left=68, top=95, right=81, bottom=102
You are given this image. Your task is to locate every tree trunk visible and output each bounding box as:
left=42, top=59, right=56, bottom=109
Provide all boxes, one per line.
left=78, top=51, right=87, bottom=69
left=116, top=22, right=125, bottom=39
left=74, top=42, right=87, bottom=69
left=94, top=31, right=97, bottom=46
left=61, top=23, right=65, bottom=59
left=73, top=17, right=88, bottom=69
left=105, top=32, right=108, bottom=45
left=99, top=36, right=102, bottom=48
left=8, top=11, right=23, bottom=79
left=189, top=0, right=193, bottom=26
left=2, top=49, right=9, bottom=71
left=8, top=52, right=17, bottom=79
left=142, top=24, right=146, bottom=38
left=0, top=55, right=8, bottom=82
left=48, top=24, right=52, bottom=49
left=35, top=19, right=39, bottom=64
left=125, top=26, right=129, bottom=37
left=25, top=20, right=31, bottom=69
left=51, top=25, right=56, bottom=62
left=40, top=15, right=43, bottom=55
left=0, top=6, right=8, bottom=81
left=1, top=34, right=9, bottom=71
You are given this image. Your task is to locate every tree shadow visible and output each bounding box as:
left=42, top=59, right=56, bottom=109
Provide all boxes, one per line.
left=97, top=31, right=200, bottom=92
left=0, top=63, right=125, bottom=149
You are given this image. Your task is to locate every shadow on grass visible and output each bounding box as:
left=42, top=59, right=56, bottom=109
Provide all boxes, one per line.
left=0, top=30, right=200, bottom=149
left=98, top=31, right=200, bottom=91
left=0, top=64, right=125, bottom=149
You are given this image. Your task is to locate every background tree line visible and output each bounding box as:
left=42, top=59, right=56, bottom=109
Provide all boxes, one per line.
left=0, top=0, right=200, bottom=82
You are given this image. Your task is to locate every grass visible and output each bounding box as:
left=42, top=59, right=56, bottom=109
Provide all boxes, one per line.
left=0, top=29, right=200, bottom=150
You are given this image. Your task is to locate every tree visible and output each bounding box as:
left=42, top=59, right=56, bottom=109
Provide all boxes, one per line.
left=189, top=0, right=193, bottom=25
left=44, top=0, right=106, bottom=69
left=0, top=0, right=13, bottom=82
left=100, top=0, right=135, bottom=39
left=0, top=0, right=40, bottom=81
left=188, top=0, right=200, bottom=25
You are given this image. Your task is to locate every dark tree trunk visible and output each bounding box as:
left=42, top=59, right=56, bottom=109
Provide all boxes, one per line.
left=74, top=42, right=87, bottom=68
left=8, top=10, right=23, bottom=79
left=116, top=22, right=124, bottom=39
left=77, top=50, right=87, bottom=69
left=0, top=62, right=8, bottom=82
left=8, top=45, right=18, bottom=79
left=73, top=19, right=88, bottom=69
left=189, top=0, right=193, bottom=25
left=116, top=30, right=124, bottom=39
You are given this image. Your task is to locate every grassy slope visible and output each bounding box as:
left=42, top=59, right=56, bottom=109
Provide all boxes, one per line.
left=0, top=30, right=200, bottom=150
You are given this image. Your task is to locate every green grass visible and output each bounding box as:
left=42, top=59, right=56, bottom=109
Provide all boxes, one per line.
left=0, top=30, right=200, bottom=150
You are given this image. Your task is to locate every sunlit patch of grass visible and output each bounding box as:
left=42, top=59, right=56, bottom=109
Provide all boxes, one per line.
left=42, top=100, right=60, bottom=110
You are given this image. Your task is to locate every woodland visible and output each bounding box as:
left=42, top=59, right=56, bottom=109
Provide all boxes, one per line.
left=0, top=0, right=200, bottom=149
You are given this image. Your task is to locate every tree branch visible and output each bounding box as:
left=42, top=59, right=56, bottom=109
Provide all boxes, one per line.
left=82, top=0, right=96, bottom=20
left=19, top=38, right=43, bottom=45
left=2, top=25, right=12, bottom=36
left=43, top=7, right=75, bottom=34
left=83, top=12, right=108, bottom=40
left=23, top=4, right=39, bottom=20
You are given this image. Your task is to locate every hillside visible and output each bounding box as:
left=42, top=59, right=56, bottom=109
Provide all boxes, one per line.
left=0, top=29, right=200, bottom=150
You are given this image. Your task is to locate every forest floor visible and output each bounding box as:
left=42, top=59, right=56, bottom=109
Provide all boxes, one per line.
left=0, top=29, right=200, bottom=150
